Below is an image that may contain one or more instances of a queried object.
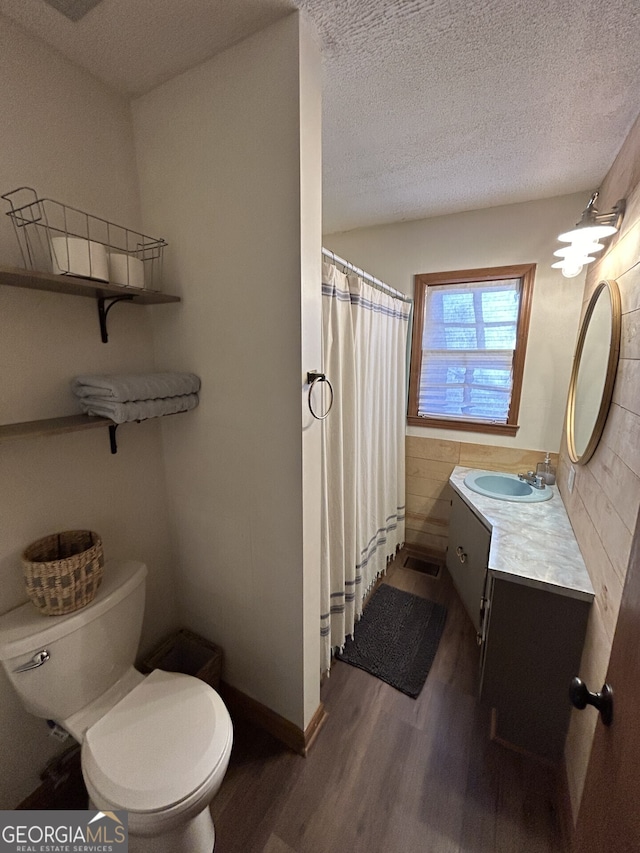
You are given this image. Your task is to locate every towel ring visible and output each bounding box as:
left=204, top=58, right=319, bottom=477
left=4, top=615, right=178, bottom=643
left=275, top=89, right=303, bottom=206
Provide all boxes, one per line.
left=307, top=371, right=334, bottom=420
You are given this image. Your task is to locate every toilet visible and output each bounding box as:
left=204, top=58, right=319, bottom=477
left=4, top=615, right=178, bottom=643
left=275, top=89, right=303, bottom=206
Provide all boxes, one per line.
left=0, top=559, right=233, bottom=853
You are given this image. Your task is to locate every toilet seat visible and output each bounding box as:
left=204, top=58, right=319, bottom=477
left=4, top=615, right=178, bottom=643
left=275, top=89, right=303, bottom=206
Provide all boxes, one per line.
left=82, top=669, right=232, bottom=813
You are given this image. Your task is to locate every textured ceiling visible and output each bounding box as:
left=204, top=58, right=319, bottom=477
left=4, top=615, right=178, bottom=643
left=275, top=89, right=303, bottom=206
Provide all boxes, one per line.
left=2, top=0, right=640, bottom=233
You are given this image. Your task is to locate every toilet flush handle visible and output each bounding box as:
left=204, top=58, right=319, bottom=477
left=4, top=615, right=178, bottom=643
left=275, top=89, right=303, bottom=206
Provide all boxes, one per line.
left=14, top=649, right=50, bottom=672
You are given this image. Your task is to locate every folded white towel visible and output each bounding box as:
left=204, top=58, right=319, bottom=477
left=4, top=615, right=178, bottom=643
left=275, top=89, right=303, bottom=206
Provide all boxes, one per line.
left=79, top=393, right=199, bottom=424
left=71, top=372, right=200, bottom=402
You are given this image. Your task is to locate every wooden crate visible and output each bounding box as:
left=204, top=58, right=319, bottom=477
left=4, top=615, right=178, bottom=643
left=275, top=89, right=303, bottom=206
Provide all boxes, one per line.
left=142, top=628, right=222, bottom=690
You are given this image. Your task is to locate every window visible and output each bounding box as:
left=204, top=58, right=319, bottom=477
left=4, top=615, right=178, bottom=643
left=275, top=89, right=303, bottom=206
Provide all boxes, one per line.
left=408, top=264, right=535, bottom=435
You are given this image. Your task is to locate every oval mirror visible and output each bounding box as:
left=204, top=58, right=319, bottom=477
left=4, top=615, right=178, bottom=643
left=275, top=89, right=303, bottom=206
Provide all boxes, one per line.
left=566, top=279, right=621, bottom=465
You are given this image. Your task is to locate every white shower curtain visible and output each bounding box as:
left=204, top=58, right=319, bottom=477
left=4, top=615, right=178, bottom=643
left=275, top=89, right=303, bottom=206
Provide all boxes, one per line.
left=320, top=260, right=411, bottom=674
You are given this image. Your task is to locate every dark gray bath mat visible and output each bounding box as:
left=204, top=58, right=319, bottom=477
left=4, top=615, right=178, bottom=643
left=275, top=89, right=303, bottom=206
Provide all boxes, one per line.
left=336, top=585, right=447, bottom=698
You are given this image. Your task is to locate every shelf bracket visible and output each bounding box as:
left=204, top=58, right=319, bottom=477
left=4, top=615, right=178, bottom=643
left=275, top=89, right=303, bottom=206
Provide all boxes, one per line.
left=97, top=295, right=134, bottom=343
left=108, top=424, right=118, bottom=454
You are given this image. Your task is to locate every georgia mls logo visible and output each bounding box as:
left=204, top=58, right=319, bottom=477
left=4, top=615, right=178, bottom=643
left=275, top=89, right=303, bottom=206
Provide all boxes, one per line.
left=0, top=809, right=128, bottom=852
left=86, top=811, right=127, bottom=843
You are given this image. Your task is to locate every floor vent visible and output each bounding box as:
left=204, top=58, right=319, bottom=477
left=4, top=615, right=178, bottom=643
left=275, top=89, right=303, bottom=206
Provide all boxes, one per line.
left=403, top=555, right=441, bottom=577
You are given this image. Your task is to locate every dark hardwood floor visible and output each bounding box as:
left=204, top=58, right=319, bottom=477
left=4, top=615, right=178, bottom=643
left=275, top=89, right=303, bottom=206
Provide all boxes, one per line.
left=210, top=552, right=565, bottom=853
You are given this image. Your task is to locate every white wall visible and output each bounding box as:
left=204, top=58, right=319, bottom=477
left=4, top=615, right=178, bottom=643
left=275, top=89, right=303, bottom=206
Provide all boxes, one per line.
left=0, top=16, right=178, bottom=807
left=324, top=192, right=591, bottom=452
left=298, top=15, right=324, bottom=726
left=133, top=12, right=322, bottom=729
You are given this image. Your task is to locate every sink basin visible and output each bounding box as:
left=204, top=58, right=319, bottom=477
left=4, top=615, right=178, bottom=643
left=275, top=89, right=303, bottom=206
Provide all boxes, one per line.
left=463, top=471, right=553, bottom=503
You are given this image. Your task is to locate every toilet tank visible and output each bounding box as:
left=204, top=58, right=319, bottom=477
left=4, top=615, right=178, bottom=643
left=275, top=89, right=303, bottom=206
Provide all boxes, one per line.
left=0, top=559, right=147, bottom=722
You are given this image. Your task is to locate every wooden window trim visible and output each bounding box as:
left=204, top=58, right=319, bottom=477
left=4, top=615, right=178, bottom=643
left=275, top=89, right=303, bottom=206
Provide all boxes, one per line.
left=407, top=263, right=536, bottom=433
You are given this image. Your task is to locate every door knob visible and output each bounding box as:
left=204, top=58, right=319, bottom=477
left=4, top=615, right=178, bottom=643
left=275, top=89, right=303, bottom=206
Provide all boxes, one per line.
left=569, top=677, right=613, bottom=726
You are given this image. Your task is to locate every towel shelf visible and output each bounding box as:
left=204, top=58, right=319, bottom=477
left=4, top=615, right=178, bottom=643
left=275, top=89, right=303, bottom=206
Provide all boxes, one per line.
left=0, top=263, right=187, bottom=453
left=1, top=414, right=131, bottom=455
left=0, top=265, right=180, bottom=342
left=0, top=415, right=112, bottom=442
left=0, top=413, right=188, bottom=454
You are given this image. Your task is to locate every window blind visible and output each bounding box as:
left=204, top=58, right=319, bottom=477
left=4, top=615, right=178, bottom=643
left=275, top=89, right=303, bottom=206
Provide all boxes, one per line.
left=418, top=279, right=521, bottom=423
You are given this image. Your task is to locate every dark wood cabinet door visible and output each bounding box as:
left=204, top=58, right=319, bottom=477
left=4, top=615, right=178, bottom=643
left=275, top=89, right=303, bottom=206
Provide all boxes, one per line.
left=446, top=493, right=490, bottom=633
left=573, top=512, right=640, bottom=851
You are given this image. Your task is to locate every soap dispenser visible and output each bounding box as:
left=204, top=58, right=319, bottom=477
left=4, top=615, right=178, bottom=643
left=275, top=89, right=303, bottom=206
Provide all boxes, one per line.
left=536, top=452, right=556, bottom=485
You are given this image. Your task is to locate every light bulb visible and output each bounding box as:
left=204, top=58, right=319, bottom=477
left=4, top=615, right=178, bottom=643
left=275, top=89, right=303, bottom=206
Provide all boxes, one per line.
left=553, top=242, right=604, bottom=258
left=555, top=254, right=595, bottom=267
left=551, top=260, right=585, bottom=277
left=552, top=255, right=595, bottom=266
left=563, top=264, right=583, bottom=278
left=558, top=224, right=617, bottom=242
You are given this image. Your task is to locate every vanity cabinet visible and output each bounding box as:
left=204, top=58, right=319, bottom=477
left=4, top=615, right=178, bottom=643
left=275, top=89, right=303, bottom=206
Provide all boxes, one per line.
left=446, top=492, right=490, bottom=635
left=481, top=574, right=590, bottom=761
left=447, top=487, right=591, bottom=762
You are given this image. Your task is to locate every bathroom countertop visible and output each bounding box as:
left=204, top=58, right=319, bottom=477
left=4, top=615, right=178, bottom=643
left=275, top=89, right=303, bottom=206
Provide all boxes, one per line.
left=449, top=466, right=594, bottom=602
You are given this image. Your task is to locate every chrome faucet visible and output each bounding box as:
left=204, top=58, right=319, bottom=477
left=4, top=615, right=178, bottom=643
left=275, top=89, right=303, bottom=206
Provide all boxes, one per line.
left=518, top=471, right=546, bottom=489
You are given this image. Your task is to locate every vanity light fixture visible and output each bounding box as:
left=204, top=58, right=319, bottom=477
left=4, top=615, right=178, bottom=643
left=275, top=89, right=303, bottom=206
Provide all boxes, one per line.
left=553, top=191, right=626, bottom=278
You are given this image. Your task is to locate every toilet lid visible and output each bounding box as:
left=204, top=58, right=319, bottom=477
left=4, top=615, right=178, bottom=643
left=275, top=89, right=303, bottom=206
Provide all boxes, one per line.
left=82, top=669, right=232, bottom=813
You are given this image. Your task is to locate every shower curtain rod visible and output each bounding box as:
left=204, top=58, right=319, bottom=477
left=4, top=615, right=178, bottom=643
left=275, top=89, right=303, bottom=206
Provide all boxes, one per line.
left=322, top=247, right=413, bottom=305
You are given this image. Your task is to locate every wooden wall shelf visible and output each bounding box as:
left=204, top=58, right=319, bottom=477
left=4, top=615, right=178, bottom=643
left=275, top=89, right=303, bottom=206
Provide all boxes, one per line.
left=0, top=415, right=126, bottom=454
left=0, top=265, right=181, bottom=342
left=0, top=264, right=183, bottom=452
left=0, top=414, right=112, bottom=442
left=0, top=265, right=180, bottom=304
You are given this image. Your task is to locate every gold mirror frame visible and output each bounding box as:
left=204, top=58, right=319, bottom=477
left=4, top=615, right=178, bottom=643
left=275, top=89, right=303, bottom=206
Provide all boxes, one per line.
left=566, top=279, right=621, bottom=465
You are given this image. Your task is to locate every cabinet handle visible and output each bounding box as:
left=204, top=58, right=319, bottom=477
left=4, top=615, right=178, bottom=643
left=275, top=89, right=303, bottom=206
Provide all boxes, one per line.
left=456, top=546, right=467, bottom=564
left=477, top=596, right=488, bottom=646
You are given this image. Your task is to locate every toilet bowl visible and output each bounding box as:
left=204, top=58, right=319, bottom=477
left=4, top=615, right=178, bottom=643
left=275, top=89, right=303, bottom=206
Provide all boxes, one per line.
left=0, top=559, right=233, bottom=853
left=82, top=669, right=232, bottom=853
